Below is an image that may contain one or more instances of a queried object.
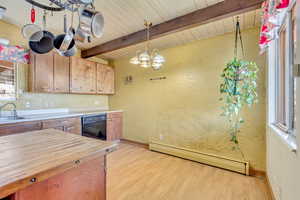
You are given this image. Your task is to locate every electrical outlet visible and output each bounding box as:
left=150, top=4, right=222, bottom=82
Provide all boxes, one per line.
left=25, top=102, right=31, bottom=108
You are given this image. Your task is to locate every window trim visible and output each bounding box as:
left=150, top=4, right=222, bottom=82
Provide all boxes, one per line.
left=272, top=8, right=295, bottom=135
left=0, top=62, right=18, bottom=101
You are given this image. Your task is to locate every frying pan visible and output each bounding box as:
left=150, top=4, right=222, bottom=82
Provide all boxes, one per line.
left=29, top=12, right=55, bottom=54
left=29, top=31, right=55, bottom=54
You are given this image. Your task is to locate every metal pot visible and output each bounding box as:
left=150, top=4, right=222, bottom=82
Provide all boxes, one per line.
left=53, top=32, right=77, bottom=57
left=54, top=15, right=75, bottom=53
left=78, top=6, right=104, bottom=38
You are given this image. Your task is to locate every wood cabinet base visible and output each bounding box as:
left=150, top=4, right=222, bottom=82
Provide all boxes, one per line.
left=12, top=156, right=106, bottom=200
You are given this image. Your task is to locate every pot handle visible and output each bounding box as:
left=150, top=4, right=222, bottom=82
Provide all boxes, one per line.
left=64, top=14, right=67, bottom=33
left=43, top=10, right=46, bottom=30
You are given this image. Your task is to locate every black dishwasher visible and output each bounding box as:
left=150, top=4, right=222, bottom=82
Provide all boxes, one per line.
left=82, top=114, right=107, bottom=140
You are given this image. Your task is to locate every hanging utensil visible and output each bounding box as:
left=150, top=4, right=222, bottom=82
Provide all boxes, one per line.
left=29, top=11, right=55, bottom=54
left=68, top=0, right=93, bottom=4
left=22, top=6, right=43, bottom=42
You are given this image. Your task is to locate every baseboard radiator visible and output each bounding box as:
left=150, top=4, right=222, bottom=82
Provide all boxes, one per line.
left=149, top=142, right=249, bottom=175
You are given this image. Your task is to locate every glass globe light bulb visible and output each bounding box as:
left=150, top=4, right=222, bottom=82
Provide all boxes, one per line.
left=153, top=54, right=165, bottom=63
left=140, top=61, right=151, bottom=68
left=130, top=56, right=140, bottom=65
left=139, top=51, right=151, bottom=62
left=152, top=62, right=163, bottom=70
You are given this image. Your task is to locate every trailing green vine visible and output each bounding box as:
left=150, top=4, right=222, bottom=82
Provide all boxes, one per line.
left=220, top=58, right=259, bottom=148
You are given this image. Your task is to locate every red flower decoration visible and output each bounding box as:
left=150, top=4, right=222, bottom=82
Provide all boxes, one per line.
left=261, top=25, right=268, bottom=33
left=24, top=54, right=30, bottom=61
left=259, top=35, right=270, bottom=45
left=276, top=0, right=289, bottom=9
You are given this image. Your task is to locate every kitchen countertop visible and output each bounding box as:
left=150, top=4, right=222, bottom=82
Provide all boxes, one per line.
left=0, top=109, right=123, bottom=125
left=0, top=129, right=118, bottom=198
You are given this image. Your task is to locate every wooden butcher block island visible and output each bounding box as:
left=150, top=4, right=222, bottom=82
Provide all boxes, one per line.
left=0, top=129, right=118, bottom=200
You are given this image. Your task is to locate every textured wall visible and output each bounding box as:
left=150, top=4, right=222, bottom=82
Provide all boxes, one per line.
left=266, top=40, right=300, bottom=200
left=0, top=20, right=108, bottom=110
left=110, top=28, right=266, bottom=171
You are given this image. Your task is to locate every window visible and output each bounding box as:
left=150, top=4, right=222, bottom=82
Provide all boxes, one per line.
left=0, top=60, right=17, bottom=100
left=274, top=11, right=295, bottom=134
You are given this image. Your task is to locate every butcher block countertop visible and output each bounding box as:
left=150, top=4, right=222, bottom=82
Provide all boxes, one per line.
left=0, top=129, right=118, bottom=199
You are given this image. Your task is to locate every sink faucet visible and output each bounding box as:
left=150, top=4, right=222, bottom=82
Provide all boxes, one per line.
left=0, top=102, right=17, bottom=118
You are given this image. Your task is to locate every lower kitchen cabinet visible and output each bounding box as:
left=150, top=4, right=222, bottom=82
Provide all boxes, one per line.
left=42, top=117, right=82, bottom=135
left=0, top=121, right=42, bottom=137
left=13, top=155, right=106, bottom=200
left=0, top=117, right=81, bottom=136
left=107, top=112, right=122, bottom=141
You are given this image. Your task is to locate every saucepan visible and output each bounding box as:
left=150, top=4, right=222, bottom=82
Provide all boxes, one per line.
left=54, top=14, right=76, bottom=57
left=75, top=4, right=104, bottom=41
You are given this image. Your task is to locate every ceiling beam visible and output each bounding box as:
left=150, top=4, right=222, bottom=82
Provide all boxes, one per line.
left=81, top=0, right=263, bottom=58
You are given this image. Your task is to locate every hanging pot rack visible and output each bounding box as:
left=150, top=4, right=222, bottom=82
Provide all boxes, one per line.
left=24, top=0, right=94, bottom=12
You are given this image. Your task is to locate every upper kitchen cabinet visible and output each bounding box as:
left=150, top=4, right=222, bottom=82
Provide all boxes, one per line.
left=53, top=53, right=70, bottom=93
left=29, top=51, right=54, bottom=93
left=97, top=64, right=115, bottom=94
left=29, top=51, right=70, bottom=94
left=29, top=52, right=115, bottom=95
left=70, top=57, right=97, bottom=94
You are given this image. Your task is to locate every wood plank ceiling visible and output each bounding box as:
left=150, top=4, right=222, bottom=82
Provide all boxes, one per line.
left=0, top=0, right=262, bottom=60
left=100, top=9, right=261, bottom=60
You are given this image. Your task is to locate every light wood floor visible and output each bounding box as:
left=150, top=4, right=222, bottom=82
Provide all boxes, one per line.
left=107, top=143, right=271, bottom=200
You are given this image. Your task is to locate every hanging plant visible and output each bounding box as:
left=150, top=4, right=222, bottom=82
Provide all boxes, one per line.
left=219, top=17, right=259, bottom=149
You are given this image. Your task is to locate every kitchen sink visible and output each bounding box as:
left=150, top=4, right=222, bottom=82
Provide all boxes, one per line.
left=0, top=116, right=26, bottom=121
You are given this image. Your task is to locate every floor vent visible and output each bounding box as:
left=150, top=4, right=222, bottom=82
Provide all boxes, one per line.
left=149, top=142, right=249, bottom=175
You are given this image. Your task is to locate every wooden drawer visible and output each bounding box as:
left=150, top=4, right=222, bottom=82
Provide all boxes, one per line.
left=0, top=121, right=42, bottom=137
left=42, top=117, right=81, bottom=135
left=42, top=117, right=77, bottom=128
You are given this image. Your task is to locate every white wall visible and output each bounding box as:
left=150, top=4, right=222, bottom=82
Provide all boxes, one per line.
left=267, top=39, right=300, bottom=199
left=267, top=126, right=300, bottom=200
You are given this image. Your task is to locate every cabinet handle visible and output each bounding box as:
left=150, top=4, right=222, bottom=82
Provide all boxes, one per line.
left=66, top=126, right=75, bottom=131
left=30, top=177, right=37, bottom=183
left=75, top=160, right=80, bottom=164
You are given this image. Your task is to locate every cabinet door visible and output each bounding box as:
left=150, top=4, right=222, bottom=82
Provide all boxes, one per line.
left=0, top=121, right=42, bottom=137
left=53, top=53, right=70, bottom=93
left=14, top=156, right=106, bottom=200
left=42, top=117, right=81, bottom=135
left=106, top=112, right=122, bottom=141
left=97, top=64, right=115, bottom=94
left=70, top=57, right=96, bottom=94
left=32, top=51, right=54, bottom=93
left=64, top=117, right=82, bottom=135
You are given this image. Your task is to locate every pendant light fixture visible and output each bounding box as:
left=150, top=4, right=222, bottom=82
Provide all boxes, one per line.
left=130, top=20, right=165, bottom=70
